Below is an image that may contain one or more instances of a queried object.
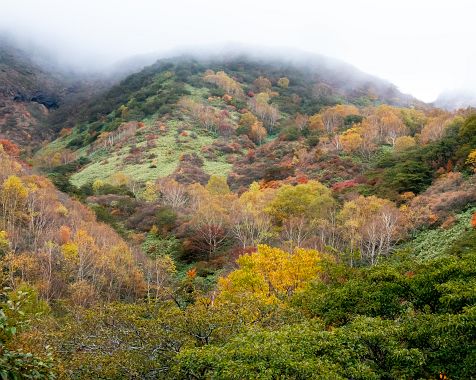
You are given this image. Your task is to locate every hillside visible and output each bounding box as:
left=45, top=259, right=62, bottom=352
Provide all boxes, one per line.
left=0, top=39, right=64, bottom=146
left=36, top=54, right=476, bottom=264
left=0, top=38, right=117, bottom=150
left=1, top=50, right=475, bottom=379
left=37, top=54, right=426, bottom=188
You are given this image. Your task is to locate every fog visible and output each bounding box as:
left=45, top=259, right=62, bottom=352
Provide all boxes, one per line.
left=1, top=0, right=475, bottom=102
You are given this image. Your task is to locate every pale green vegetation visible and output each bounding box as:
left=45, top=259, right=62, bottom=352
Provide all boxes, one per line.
left=405, top=207, right=476, bottom=260
left=69, top=119, right=232, bottom=187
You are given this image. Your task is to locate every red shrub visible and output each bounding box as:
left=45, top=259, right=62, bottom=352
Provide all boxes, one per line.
left=0, top=139, right=20, bottom=157
left=246, top=149, right=255, bottom=162
left=186, top=268, right=197, bottom=279
left=222, top=94, right=233, bottom=103
left=332, top=179, right=358, bottom=192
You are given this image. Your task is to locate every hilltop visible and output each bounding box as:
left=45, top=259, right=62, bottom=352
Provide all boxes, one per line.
left=37, top=53, right=427, bottom=189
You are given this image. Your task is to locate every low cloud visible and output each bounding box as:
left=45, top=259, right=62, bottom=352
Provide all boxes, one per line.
left=1, top=0, right=475, bottom=102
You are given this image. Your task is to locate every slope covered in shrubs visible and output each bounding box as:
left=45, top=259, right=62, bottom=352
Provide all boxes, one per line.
left=1, top=55, right=475, bottom=379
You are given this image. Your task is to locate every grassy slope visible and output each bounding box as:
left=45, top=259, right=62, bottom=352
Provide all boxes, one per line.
left=39, top=81, right=237, bottom=187
left=403, top=207, right=476, bottom=260
left=69, top=118, right=233, bottom=187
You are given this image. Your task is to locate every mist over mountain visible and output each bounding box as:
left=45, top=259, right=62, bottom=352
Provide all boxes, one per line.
left=2, top=0, right=475, bottom=102
left=0, top=38, right=425, bottom=149
left=434, top=89, right=476, bottom=110
left=0, top=37, right=66, bottom=145
left=162, top=43, right=421, bottom=104
left=0, top=37, right=144, bottom=147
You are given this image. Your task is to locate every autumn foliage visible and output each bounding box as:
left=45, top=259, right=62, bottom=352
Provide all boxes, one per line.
left=218, top=244, right=322, bottom=303
left=2, top=58, right=476, bottom=380
left=0, top=139, right=20, bottom=157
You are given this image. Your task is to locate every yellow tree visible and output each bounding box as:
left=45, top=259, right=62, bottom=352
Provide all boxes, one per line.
left=277, top=77, right=289, bottom=88
left=356, top=120, right=379, bottom=159
left=92, top=179, right=105, bottom=194
left=238, top=112, right=258, bottom=131
left=203, top=70, right=244, bottom=97
left=218, top=245, right=322, bottom=304
left=321, top=105, right=359, bottom=134
left=420, top=114, right=454, bottom=144
left=99, top=242, right=145, bottom=301
left=206, top=175, right=230, bottom=196
left=466, top=149, right=476, bottom=171
left=0, top=175, right=29, bottom=250
left=2, top=251, right=38, bottom=288
left=394, top=136, right=416, bottom=152
left=382, top=113, right=407, bottom=146
left=62, top=229, right=98, bottom=282
left=248, top=92, right=279, bottom=130
left=142, top=181, right=158, bottom=202
left=0, top=230, right=9, bottom=257
left=366, top=105, right=407, bottom=145
left=231, top=183, right=275, bottom=248
left=308, top=113, right=325, bottom=133
left=340, top=127, right=363, bottom=153
left=249, top=121, right=267, bottom=144
left=266, top=181, right=334, bottom=248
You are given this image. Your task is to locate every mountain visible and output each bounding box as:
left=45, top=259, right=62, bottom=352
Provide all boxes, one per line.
left=0, top=38, right=120, bottom=150
left=434, top=89, right=476, bottom=110
left=2, top=45, right=476, bottom=379
left=37, top=53, right=427, bottom=190
left=0, top=37, right=426, bottom=151
left=0, top=38, right=64, bottom=146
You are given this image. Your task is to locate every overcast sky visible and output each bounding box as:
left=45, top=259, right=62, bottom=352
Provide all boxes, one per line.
left=1, top=0, right=475, bottom=102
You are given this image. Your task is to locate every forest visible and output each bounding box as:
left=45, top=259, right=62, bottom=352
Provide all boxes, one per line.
left=0, top=55, right=475, bottom=379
